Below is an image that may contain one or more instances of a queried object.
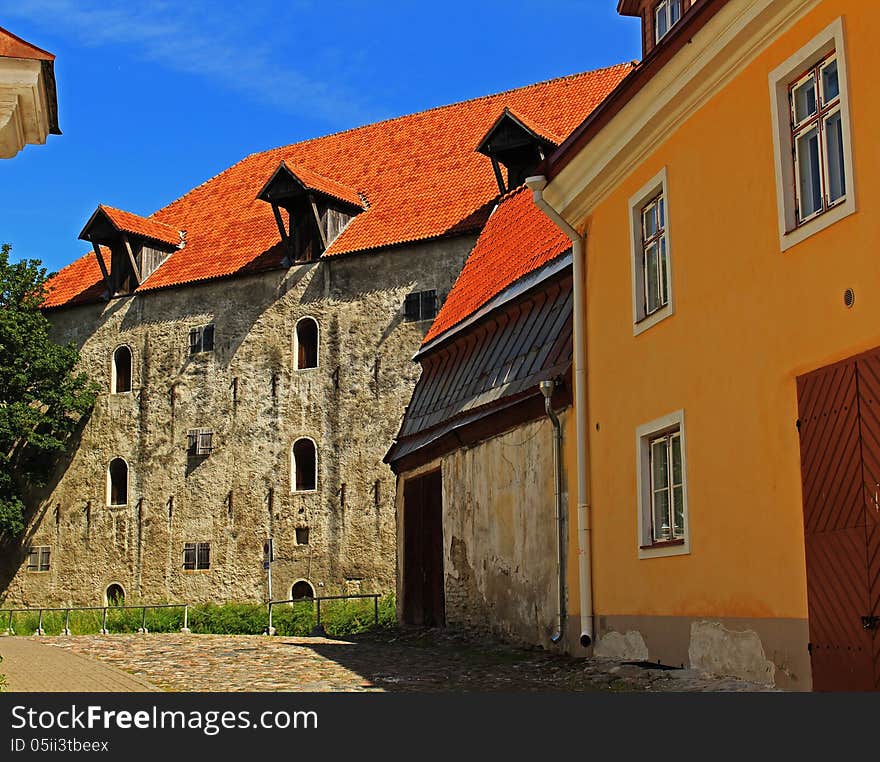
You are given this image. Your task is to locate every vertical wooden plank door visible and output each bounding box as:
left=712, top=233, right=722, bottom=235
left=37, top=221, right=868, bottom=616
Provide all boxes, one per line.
left=797, top=355, right=879, bottom=691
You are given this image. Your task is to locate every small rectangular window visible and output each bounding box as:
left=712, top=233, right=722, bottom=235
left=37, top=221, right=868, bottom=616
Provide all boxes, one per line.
left=637, top=410, right=689, bottom=559
left=183, top=541, right=210, bottom=570
left=295, top=527, right=310, bottom=545
left=403, top=290, right=439, bottom=322
left=27, top=545, right=50, bottom=572
left=655, top=0, right=682, bottom=43
left=189, top=324, right=215, bottom=355
left=187, top=429, right=214, bottom=456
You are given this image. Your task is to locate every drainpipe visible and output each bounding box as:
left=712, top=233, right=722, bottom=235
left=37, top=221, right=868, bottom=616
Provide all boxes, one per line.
left=540, top=380, right=566, bottom=644
left=526, top=175, right=593, bottom=649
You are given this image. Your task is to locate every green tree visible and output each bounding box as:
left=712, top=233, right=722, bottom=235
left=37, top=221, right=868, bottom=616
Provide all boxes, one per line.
left=0, top=243, right=97, bottom=537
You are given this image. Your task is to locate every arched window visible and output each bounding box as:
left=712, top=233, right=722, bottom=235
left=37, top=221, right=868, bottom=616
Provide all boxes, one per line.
left=106, top=584, right=125, bottom=607
left=295, top=317, right=319, bottom=370
left=108, top=458, right=128, bottom=506
left=291, top=580, right=315, bottom=600
left=292, top=438, right=317, bottom=492
left=112, top=346, right=132, bottom=393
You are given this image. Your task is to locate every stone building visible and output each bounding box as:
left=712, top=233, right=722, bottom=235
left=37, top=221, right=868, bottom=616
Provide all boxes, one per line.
left=2, top=65, right=629, bottom=608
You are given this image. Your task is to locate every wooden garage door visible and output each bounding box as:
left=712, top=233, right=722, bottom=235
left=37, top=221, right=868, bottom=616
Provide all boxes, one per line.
left=797, top=354, right=880, bottom=691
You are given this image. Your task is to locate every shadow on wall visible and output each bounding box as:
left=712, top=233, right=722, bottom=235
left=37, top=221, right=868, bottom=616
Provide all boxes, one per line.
left=0, top=410, right=93, bottom=603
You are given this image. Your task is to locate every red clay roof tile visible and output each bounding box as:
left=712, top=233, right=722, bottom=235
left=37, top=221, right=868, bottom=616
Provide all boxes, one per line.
left=44, top=63, right=632, bottom=307
left=88, top=205, right=182, bottom=248
left=423, top=186, right=571, bottom=345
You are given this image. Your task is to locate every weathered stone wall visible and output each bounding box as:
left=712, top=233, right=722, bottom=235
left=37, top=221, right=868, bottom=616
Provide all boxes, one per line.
left=396, top=412, right=569, bottom=648
left=2, top=235, right=475, bottom=607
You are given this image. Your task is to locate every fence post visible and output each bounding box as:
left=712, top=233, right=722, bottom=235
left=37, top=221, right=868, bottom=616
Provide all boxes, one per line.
left=181, top=604, right=191, bottom=634
left=138, top=606, right=148, bottom=634
left=62, top=608, right=71, bottom=636
left=266, top=601, right=276, bottom=636
left=374, top=595, right=379, bottom=626
left=310, top=598, right=326, bottom=637
left=101, top=607, right=109, bottom=635
left=35, top=608, right=45, bottom=636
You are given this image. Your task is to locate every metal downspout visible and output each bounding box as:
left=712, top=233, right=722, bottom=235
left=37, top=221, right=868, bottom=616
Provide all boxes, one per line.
left=526, top=175, right=593, bottom=648
left=540, top=380, right=566, bottom=644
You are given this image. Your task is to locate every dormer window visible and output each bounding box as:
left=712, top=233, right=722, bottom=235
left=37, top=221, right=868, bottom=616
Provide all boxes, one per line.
left=79, top=205, right=182, bottom=297
left=257, top=161, right=365, bottom=264
left=477, top=108, right=561, bottom=194
left=654, top=0, right=682, bottom=43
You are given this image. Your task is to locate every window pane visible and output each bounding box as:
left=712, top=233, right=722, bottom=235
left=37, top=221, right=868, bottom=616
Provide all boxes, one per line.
left=824, top=110, right=846, bottom=203
left=673, top=486, right=685, bottom=538
left=821, top=58, right=839, bottom=104
left=651, top=439, right=669, bottom=489
left=40, top=547, right=50, bottom=570
left=793, top=76, right=817, bottom=124
left=797, top=126, right=823, bottom=218
left=671, top=433, right=682, bottom=485
left=653, top=489, right=671, bottom=541
left=642, top=202, right=657, bottom=238
left=659, top=236, right=669, bottom=307
left=657, top=196, right=665, bottom=231
left=670, top=0, right=681, bottom=24
left=645, top=243, right=660, bottom=314
left=656, top=6, right=668, bottom=40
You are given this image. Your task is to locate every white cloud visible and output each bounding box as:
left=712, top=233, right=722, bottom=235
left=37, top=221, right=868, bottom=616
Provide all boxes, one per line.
left=0, top=0, right=384, bottom=126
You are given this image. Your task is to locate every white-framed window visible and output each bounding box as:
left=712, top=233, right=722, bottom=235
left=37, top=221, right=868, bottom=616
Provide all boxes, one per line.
left=636, top=410, right=690, bottom=559
left=107, top=457, right=129, bottom=506
left=111, top=345, right=132, bottom=394
left=26, top=545, right=50, bottom=572
left=629, top=167, right=674, bottom=335
left=654, top=0, right=682, bottom=43
left=294, top=317, right=319, bottom=370
left=769, top=17, right=855, bottom=252
left=292, top=437, right=318, bottom=493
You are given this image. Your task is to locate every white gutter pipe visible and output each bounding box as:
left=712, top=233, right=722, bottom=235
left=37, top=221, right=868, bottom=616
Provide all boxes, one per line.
left=526, top=175, right=593, bottom=649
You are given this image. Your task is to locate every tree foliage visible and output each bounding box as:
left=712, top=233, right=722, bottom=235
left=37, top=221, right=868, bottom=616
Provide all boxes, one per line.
left=0, top=244, right=97, bottom=537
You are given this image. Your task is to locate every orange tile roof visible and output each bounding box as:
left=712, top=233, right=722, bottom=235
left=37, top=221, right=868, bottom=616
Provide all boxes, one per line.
left=44, top=62, right=632, bottom=307
left=91, top=205, right=182, bottom=248
left=42, top=248, right=108, bottom=309
left=0, top=26, right=54, bottom=61
left=267, top=161, right=365, bottom=209
left=423, top=185, right=571, bottom=345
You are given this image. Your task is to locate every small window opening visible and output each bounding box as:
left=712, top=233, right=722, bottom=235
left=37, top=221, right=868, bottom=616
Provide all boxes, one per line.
left=292, top=438, right=317, bottom=492
left=108, top=458, right=128, bottom=506
left=187, top=429, right=214, bottom=457
left=295, top=527, right=310, bottom=545
left=403, top=290, right=438, bottom=322
left=295, top=318, right=319, bottom=370
left=112, top=346, right=132, bottom=393
left=291, top=580, right=315, bottom=600
left=189, top=323, right=215, bottom=355
left=106, top=584, right=125, bottom=606
left=26, top=545, right=50, bottom=572
left=183, top=541, right=210, bottom=570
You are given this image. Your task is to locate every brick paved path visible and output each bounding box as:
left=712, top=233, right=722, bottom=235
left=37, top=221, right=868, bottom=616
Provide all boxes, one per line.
left=21, top=630, right=773, bottom=692
left=0, top=637, right=158, bottom=692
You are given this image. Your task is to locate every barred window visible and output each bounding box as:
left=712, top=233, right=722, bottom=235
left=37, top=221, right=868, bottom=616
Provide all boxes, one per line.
left=183, top=542, right=210, bottom=570
left=27, top=545, right=50, bottom=572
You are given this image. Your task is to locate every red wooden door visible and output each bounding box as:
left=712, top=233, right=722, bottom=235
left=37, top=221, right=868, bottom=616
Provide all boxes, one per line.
left=797, top=355, right=880, bottom=691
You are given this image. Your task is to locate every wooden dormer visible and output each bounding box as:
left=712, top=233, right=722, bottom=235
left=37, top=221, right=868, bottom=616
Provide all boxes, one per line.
left=79, top=205, right=182, bottom=297
left=477, top=108, right=561, bottom=195
left=256, top=161, right=365, bottom=265
left=618, top=0, right=697, bottom=58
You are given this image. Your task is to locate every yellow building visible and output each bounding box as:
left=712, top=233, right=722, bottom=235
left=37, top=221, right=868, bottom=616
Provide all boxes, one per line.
left=533, top=0, right=879, bottom=690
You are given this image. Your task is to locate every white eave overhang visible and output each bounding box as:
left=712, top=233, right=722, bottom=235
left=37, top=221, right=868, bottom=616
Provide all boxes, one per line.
left=0, top=56, right=53, bottom=159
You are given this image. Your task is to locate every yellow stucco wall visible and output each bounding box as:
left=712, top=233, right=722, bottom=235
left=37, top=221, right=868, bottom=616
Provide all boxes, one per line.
left=573, top=1, right=880, bottom=621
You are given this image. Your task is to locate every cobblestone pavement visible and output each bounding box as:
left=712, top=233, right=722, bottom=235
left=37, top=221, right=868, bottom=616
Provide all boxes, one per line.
left=24, top=629, right=776, bottom=692
left=0, top=637, right=158, bottom=692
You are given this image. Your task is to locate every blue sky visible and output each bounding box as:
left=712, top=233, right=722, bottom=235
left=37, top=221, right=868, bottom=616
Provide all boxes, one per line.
left=1, top=1, right=640, bottom=273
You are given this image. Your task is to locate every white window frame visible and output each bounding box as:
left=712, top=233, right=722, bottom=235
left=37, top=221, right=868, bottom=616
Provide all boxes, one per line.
left=629, top=167, right=674, bottom=336
left=110, top=344, right=133, bottom=395
left=294, top=316, right=320, bottom=371
left=106, top=457, right=129, bottom=507
left=636, top=409, right=690, bottom=559
left=291, top=436, right=318, bottom=494
left=769, top=17, right=855, bottom=252
left=654, top=0, right=682, bottom=43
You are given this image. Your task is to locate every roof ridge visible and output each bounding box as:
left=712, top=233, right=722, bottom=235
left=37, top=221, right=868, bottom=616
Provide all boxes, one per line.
left=148, top=61, right=634, bottom=223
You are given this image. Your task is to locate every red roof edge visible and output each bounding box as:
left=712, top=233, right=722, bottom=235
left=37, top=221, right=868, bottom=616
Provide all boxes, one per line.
left=0, top=26, right=55, bottom=61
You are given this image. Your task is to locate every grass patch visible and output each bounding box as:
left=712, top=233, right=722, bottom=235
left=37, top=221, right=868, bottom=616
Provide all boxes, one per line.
left=1, top=596, right=396, bottom=638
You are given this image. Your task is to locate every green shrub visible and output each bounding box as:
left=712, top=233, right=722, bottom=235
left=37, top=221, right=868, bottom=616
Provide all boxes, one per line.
left=2, top=595, right=396, bottom=638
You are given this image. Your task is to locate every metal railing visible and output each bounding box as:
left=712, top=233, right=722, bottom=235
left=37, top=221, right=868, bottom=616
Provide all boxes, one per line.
left=267, top=593, right=381, bottom=636
left=0, top=603, right=190, bottom=636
